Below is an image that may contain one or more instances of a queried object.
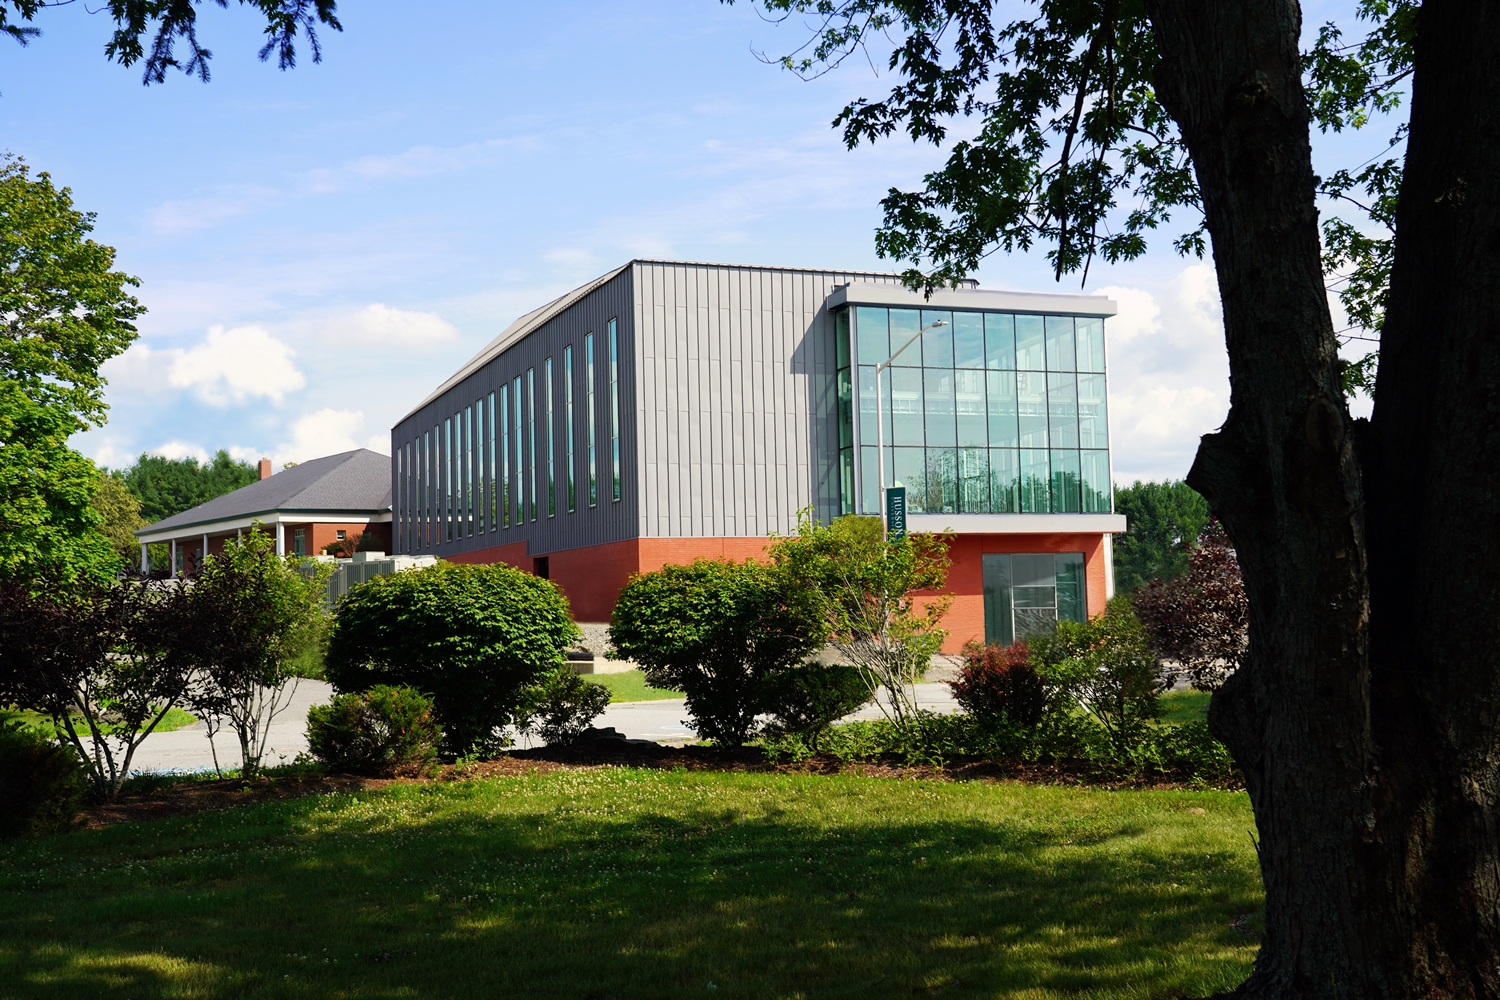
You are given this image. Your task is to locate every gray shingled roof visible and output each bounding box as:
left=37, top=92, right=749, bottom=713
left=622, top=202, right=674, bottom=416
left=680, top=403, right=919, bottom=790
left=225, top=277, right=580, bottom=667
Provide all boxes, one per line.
left=137, top=449, right=391, bottom=536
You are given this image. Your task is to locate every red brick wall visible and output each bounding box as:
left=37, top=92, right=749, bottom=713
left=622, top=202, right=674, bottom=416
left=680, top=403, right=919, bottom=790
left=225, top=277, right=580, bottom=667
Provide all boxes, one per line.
left=435, top=531, right=1112, bottom=652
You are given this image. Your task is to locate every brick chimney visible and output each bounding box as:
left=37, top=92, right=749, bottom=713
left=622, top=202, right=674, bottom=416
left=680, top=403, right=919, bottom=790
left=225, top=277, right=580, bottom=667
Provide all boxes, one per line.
left=258, top=457, right=272, bottom=481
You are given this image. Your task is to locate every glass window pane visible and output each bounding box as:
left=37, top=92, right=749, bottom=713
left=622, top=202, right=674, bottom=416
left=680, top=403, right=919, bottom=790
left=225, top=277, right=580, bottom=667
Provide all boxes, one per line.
left=1012, top=552, right=1056, bottom=588
left=1017, top=370, right=1049, bottom=448
left=926, top=448, right=958, bottom=514
left=838, top=367, right=854, bottom=449
left=1081, top=450, right=1112, bottom=512
left=921, top=310, right=955, bottom=368
left=985, top=312, right=1016, bottom=370
left=836, top=309, right=851, bottom=369
left=840, top=448, right=854, bottom=516
left=1015, top=608, right=1058, bottom=641
left=1056, top=553, right=1086, bottom=622
left=1076, top=317, right=1105, bottom=372
left=954, top=312, right=986, bottom=369
left=982, top=554, right=1013, bottom=646
left=1015, top=315, right=1046, bottom=370
left=923, top=368, right=956, bottom=447
left=889, top=309, right=923, bottom=366
left=893, top=447, right=928, bottom=512
left=856, top=307, right=888, bottom=365
left=956, top=369, right=987, bottom=447
left=1051, top=449, right=1082, bottom=512
left=1048, top=372, right=1079, bottom=448
left=959, top=447, right=989, bottom=512
left=1077, top=373, right=1108, bottom=449
left=1013, top=586, right=1055, bottom=609
left=860, top=445, right=887, bottom=515
left=990, top=448, right=1019, bottom=512
left=986, top=371, right=1018, bottom=447
left=1020, top=449, right=1051, bottom=512
left=890, top=367, right=924, bottom=446
left=1045, top=316, right=1076, bottom=372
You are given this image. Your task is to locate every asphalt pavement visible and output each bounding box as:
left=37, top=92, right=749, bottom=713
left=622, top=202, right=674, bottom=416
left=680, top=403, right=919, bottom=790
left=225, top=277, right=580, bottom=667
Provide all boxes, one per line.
left=126, top=678, right=962, bottom=773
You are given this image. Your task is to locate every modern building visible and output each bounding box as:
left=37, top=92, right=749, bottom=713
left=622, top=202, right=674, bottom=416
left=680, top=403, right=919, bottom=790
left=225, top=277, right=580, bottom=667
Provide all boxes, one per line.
left=390, top=260, right=1125, bottom=651
left=135, top=449, right=393, bottom=576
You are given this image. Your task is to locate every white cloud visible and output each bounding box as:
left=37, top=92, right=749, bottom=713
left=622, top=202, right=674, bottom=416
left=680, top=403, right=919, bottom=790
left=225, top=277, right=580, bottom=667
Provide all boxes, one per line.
left=1098, top=264, right=1231, bottom=483
left=321, top=303, right=459, bottom=349
left=276, top=408, right=391, bottom=465
left=167, top=325, right=306, bottom=406
left=151, top=440, right=211, bottom=463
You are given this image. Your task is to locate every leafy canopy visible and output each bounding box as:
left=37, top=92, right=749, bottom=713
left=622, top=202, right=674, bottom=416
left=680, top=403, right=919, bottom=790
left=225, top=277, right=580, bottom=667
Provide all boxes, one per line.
left=734, top=0, right=1411, bottom=391
left=0, top=0, right=341, bottom=85
left=1111, top=479, right=1209, bottom=592
left=0, top=158, right=142, bottom=588
left=121, top=449, right=258, bottom=523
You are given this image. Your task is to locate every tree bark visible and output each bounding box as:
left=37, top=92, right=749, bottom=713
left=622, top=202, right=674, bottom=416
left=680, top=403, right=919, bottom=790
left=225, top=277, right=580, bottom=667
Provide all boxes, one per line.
left=1143, top=0, right=1500, bottom=995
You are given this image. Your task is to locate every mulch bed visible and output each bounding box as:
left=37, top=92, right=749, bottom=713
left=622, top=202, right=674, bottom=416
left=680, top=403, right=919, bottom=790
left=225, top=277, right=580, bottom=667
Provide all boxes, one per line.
left=76, top=742, right=1214, bottom=830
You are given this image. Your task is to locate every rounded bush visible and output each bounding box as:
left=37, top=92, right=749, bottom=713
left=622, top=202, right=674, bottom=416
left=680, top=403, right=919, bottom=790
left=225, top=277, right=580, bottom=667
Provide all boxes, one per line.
left=763, top=662, right=870, bottom=751
left=326, top=562, right=578, bottom=755
left=525, top=667, right=612, bottom=745
left=949, top=640, right=1048, bottom=729
left=0, top=722, right=85, bottom=838
left=306, top=685, right=442, bottom=775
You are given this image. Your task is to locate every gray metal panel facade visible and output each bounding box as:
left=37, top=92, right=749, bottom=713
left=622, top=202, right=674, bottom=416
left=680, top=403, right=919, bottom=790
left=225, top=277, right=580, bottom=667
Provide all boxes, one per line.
left=630, top=261, right=905, bottom=539
left=391, top=267, right=638, bottom=559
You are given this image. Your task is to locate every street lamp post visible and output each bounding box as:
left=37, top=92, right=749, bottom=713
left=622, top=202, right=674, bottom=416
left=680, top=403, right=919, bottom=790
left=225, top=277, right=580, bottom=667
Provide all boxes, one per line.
left=874, top=319, right=946, bottom=538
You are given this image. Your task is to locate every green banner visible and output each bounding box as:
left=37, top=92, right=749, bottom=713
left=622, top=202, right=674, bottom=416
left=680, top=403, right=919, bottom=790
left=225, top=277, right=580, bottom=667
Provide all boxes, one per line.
left=885, top=485, right=907, bottom=540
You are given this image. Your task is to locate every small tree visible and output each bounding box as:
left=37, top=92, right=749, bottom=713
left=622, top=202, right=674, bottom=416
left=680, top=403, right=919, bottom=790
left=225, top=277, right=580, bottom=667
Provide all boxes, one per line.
left=1030, top=596, right=1162, bottom=752
left=769, top=512, right=951, bottom=729
left=326, top=562, right=578, bottom=756
left=0, top=579, right=192, bottom=799
left=183, top=528, right=331, bottom=777
left=609, top=559, right=825, bottom=746
left=1132, top=520, right=1247, bottom=692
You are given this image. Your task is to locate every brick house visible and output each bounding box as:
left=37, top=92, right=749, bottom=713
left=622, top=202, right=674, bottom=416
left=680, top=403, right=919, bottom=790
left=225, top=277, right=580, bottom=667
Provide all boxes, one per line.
left=134, top=448, right=393, bottom=576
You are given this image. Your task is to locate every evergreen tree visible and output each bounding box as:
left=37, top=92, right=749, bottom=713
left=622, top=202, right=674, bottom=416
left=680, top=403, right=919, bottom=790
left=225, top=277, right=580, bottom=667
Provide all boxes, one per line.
left=1111, top=480, right=1210, bottom=592
left=121, top=450, right=258, bottom=523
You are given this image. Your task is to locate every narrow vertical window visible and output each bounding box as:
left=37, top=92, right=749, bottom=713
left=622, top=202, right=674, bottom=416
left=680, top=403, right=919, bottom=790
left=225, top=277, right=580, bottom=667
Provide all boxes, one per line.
left=444, top=417, right=453, bottom=542
left=421, top=430, right=430, bottom=547
left=395, top=444, right=404, bottom=550
left=609, top=318, right=621, bottom=502
left=545, top=357, right=555, bottom=516
left=500, top=384, right=510, bottom=527
left=564, top=346, right=576, bottom=512
left=488, top=391, right=497, bottom=528
left=476, top=398, right=485, bottom=534
left=527, top=368, right=537, bottom=521
left=585, top=332, right=597, bottom=506
left=465, top=405, right=475, bottom=537
left=513, top=375, right=524, bottom=521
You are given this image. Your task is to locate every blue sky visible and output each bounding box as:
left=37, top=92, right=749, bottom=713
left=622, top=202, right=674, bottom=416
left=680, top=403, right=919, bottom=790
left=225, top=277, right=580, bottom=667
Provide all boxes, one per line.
left=6, top=0, right=1383, bottom=482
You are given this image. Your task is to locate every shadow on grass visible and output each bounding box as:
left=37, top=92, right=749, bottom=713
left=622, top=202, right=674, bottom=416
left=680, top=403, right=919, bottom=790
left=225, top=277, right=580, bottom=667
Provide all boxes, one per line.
left=0, top=775, right=1259, bottom=999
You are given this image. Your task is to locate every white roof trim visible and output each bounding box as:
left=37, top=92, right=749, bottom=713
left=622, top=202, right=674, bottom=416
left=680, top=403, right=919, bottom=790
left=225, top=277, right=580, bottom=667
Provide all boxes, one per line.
left=905, top=513, right=1127, bottom=534
left=829, top=283, right=1118, bottom=317
left=136, top=510, right=392, bottom=544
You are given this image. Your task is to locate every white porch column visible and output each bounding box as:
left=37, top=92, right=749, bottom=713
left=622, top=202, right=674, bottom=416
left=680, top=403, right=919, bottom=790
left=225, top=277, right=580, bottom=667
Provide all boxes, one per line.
left=275, top=521, right=285, bottom=556
left=202, top=533, right=209, bottom=570
left=139, top=543, right=149, bottom=575
left=170, top=538, right=177, bottom=579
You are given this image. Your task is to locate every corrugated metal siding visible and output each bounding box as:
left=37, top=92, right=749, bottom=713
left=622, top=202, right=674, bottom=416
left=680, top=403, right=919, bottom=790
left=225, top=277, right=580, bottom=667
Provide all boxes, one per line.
left=391, top=268, right=638, bottom=558
left=631, top=261, right=904, bottom=539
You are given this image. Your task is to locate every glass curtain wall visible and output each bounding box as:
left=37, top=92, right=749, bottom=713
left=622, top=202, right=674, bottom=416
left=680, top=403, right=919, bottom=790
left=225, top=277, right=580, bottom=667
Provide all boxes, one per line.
left=982, top=552, right=1087, bottom=645
left=846, top=306, right=1110, bottom=515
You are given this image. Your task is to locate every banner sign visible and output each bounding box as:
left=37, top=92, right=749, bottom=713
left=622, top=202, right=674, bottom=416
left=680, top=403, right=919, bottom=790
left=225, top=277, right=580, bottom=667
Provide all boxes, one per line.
left=885, top=486, right=907, bottom=540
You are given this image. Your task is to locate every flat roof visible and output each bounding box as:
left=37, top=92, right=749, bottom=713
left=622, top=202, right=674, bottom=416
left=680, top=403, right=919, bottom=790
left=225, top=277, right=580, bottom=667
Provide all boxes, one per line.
left=829, top=283, right=1118, bottom=317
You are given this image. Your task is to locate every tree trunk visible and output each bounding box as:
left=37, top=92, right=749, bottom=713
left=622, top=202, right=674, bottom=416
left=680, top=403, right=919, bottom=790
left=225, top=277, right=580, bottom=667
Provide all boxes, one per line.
left=1143, top=0, right=1500, bottom=995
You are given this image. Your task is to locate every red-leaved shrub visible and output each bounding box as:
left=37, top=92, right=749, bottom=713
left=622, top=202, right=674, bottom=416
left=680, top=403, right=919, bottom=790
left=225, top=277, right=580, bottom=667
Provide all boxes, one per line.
left=948, top=640, right=1047, bottom=728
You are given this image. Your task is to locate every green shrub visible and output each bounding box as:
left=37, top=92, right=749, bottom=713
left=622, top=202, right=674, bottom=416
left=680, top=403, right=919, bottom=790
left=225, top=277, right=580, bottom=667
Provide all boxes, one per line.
left=327, top=562, right=578, bottom=756
left=0, top=722, right=86, bottom=837
left=306, top=685, right=442, bottom=775
left=949, top=640, right=1048, bottom=729
left=1031, top=595, right=1163, bottom=751
left=609, top=559, right=824, bottom=746
left=762, top=662, right=870, bottom=751
left=525, top=666, right=612, bottom=745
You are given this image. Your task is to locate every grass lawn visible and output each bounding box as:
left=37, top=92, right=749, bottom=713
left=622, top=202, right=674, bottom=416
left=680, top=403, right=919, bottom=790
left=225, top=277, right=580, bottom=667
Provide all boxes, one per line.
left=1159, top=690, right=1211, bottom=725
left=585, top=668, right=680, bottom=703
left=0, top=706, right=198, bottom=737
left=0, top=767, right=1261, bottom=999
